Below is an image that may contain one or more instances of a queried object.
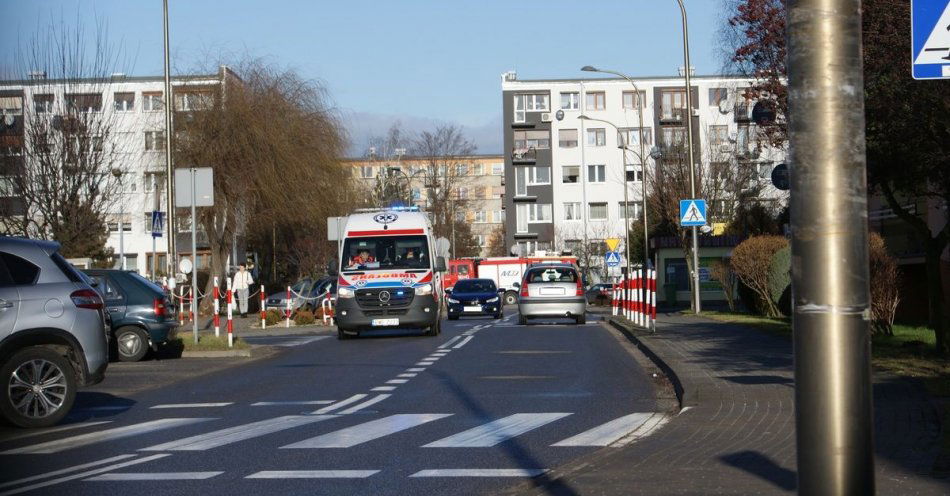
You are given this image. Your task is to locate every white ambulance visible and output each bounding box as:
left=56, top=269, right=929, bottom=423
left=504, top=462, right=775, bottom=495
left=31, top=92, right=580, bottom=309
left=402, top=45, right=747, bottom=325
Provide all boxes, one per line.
left=331, top=208, right=445, bottom=339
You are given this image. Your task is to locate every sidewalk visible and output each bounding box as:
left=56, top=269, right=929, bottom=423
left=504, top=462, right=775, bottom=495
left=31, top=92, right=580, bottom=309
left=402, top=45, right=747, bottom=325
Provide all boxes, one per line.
left=185, top=313, right=335, bottom=338
left=512, top=311, right=947, bottom=495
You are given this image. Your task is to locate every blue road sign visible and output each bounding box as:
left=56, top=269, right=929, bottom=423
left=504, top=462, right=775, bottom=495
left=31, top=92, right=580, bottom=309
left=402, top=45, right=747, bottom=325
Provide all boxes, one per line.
left=151, top=211, right=164, bottom=238
left=679, top=199, right=707, bottom=227
left=912, top=0, right=950, bottom=79
left=605, top=251, right=621, bottom=267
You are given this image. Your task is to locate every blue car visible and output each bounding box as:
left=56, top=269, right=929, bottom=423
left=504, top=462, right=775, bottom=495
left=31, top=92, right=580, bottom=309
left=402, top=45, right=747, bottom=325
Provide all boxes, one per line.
left=445, top=278, right=504, bottom=320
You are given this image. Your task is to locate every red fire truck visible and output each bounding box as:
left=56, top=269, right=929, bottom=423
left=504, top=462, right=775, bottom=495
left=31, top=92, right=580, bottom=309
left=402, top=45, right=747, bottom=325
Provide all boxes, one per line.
left=444, top=256, right=578, bottom=305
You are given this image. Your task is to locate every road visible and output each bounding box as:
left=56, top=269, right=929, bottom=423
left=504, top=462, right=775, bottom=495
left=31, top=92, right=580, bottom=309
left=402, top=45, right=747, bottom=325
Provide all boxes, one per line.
left=0, top=309, right=662, bottom=496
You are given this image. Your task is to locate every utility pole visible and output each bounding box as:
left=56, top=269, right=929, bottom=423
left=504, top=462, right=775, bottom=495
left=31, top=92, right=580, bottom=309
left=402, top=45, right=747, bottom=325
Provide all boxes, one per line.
left=162, top=0, right=176, bottom=278
left=788, top=0, right=874, bottom=493
left=675, top=0, right=701, bottom=314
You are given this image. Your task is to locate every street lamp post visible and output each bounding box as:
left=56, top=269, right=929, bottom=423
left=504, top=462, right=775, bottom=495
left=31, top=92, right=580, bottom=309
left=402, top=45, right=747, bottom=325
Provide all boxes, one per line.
left=162, top=0, right=176, bottom=278
left=111, top=168, right=125, bottom=270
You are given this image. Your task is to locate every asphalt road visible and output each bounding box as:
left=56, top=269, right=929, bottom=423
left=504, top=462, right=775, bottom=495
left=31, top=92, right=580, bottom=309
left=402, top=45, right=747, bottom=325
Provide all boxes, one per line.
left=0, top=308, right=659, bottom=496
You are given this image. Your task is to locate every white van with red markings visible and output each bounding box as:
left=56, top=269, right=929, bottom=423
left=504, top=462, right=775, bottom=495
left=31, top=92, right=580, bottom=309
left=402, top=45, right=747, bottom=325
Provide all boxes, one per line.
left=332, top=208, right=446, bottom=339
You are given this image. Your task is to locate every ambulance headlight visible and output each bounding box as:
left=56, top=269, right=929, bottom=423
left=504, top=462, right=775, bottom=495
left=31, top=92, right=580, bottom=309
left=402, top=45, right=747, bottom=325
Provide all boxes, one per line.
left=338, top=287, right=355, bottom=299
left=414, top=284, right=433, bottom=296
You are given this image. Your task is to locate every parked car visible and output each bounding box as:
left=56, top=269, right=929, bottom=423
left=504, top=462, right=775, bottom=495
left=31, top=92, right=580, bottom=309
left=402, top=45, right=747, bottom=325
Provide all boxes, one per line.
left=445, top=278, right=504, bottom=320
left=83, top=269, right=178, bottom=362
left=516, top=263, right=587, bottom=325
left=0, top=237, right=109, bottom=428
left=301, top=277, right=337, bottom=313
left=264, top=278, right=315, bottom=314
left=586, top=283, right=614, bottom=305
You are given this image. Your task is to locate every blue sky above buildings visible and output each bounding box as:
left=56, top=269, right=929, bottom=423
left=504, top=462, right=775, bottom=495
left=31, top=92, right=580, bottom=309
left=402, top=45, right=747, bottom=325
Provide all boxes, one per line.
left=0, top=0, right=731, bottom=155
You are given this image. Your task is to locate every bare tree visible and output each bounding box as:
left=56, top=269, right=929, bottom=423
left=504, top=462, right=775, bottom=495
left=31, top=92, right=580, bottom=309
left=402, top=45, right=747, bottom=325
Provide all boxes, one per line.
left=365, top=123, right=412, bottom=207
left=485, top=224, right=507, bottom=257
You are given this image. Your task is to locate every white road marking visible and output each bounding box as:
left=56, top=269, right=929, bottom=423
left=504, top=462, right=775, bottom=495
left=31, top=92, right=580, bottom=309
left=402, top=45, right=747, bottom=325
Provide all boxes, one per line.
left=424, top=355, right=442, bottom=360
left=453, top=336, right=475, bottom=349
left=552, top=413, right=653, bottom=447
left=386, top=379, right=408, bottom=384
left=0, top=454, right=170, bottom=496
left=612, top=413, right=670, bottom=447
left=312, top=394, right=367, bottom=414
left=410, top=469, right=548, bottom=478
left=423, top=413, right=572, bottom=448
left=371, top=386, right=396, bottom=392
left=336, top=394, right=390, bottom=414
left=0, top=454, right=135, bottom=489
left=407, top=368, right=425, bottom=372
left=140, top=415, right=334, bottom=451
left=438, top=336, right=462, bottom=348
left=85, top=472, right=222, bottom=481
left=150, top=402, right=233, bottom=409
left=282, top=413, right=452, bottom=449
left=268, top=336, right=330, bottom=347
left=246, top=470, right=378, bottom=479
left=251, top=400, right=335, bottom=406
left=1, top=418, right=213, bottom=455
left=0, top=421, right=112, bottom=442
left=397, top=373, right=417, bottom=378
left=416, top=361, right=435, bottom=366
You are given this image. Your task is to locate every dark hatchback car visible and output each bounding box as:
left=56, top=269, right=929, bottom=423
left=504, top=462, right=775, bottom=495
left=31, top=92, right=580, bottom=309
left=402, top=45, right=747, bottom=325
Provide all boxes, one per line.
left=445, top=278, right=503, bottom=320
left=83, top=269, right=178, bottom=362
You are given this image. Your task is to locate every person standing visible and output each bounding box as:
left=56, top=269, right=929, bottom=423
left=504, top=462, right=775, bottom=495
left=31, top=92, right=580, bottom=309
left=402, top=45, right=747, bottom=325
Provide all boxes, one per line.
left=231, top=264, right=254, bottom=318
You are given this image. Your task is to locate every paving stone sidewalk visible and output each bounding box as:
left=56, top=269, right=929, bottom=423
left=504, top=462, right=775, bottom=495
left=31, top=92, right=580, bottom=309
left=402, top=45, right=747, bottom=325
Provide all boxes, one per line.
left=512, top=311, right=948, bottom=495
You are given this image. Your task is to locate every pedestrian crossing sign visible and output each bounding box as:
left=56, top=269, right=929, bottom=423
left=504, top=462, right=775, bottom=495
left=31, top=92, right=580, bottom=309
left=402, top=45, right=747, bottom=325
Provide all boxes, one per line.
left=605, top=251, right=621, bottom=267
left=679, top=199, right=707, bottom=227
left=912, top=0, right=950, bottom=79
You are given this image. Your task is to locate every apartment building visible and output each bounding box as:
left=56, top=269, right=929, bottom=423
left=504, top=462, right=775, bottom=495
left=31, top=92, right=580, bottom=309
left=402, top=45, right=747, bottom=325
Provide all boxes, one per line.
left=500, top=70, right=786, bottom=261
left=344, top=154, right=505, bottom=256
left=0, top=66, right=235, bottom=276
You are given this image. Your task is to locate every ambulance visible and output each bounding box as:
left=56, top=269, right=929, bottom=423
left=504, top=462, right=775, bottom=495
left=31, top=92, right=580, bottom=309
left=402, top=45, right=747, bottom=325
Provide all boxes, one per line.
left=331, top=208, right=445, bottom=339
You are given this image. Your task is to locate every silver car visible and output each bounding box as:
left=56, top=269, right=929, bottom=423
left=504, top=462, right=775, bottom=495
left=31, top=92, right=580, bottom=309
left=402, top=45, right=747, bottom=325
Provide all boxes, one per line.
left=517, top=263, right=587, bottom=325
left=0, top=237, right=109, bottom=428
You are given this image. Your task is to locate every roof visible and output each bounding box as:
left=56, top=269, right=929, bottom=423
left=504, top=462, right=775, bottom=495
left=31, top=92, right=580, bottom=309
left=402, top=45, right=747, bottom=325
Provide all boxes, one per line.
left=504, top=74, right=751, bottom=84
left=0, top=236, right=60, bottom=254
left=344, top=210, right=431, bottom=237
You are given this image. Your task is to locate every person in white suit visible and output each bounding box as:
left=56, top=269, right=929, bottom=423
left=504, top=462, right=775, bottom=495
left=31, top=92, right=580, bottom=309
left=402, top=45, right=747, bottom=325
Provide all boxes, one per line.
left=231, top=264, right=254, bottom=318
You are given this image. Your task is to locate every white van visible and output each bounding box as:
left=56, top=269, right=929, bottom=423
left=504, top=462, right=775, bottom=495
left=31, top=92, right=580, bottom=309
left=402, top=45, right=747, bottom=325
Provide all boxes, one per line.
left=331, top=208, right=445, bottom=339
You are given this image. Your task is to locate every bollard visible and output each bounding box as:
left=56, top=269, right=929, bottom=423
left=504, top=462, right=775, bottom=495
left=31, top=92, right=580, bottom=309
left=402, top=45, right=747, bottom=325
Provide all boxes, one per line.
left=285, top=285, right=291, bottom=328
left=650, top=269, right=657, bottom=325
left=226, top=288, right=233, bottom=348
left=178, top=285, right=184, bottom=325
left=260, top=284, right=266, bottom=329
left=188, top=287, right=194, bottom=322
left=213, top=277, right=220, bottom=337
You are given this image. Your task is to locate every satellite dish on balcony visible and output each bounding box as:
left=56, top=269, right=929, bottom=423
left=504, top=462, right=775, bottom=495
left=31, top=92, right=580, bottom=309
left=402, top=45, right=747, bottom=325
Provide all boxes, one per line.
left=510, top=244, right=524, bottom=257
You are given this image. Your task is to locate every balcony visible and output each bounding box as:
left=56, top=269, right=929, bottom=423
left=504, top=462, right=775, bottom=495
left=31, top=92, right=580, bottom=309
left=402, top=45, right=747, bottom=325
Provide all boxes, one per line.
left=658, top=108, right=686, bottom=124
left=735, top=103, right=753, bottom=122
left=511, top=147, right=537, bottom=165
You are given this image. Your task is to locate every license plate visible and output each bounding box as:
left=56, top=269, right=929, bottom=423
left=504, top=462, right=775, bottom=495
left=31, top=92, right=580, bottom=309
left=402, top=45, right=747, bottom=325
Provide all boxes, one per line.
left=540, top=287, right=566, bottom=295
left=463, top=306, right=482, bottom=312
left=372, top=318, right=399, bottom=326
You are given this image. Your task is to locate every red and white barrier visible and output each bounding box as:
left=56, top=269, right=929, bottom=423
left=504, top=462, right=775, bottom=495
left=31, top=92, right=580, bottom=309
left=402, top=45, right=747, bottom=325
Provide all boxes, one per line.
left=321, top=295, right=335, bottom=325
left=285, top=285, right=292, bottom=328
left=178, top=285, right=185, bottom=325
left=260, top=284, right=266, bottom=329
left=188, top=287, right=194, bottom=323
left=226, top=284, right=234, bottom=348
left=213, top=277, right=220, bottom=337
left=615, top=269, right=657, bottom=330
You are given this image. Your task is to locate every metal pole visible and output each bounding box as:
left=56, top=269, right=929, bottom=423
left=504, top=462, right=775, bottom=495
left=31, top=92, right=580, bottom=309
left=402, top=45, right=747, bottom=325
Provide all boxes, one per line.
left=151, top=173, right=158, bottom=280
left=191, top=168, right=198, bottom=345
left=578, top=82, right=590, bottom=280
left=118, top=174, right=125, bottom=271
left=162, top=0, right=176, bottom=278
left=675, top=0, right=701, bottom=314
left=787, top=0, right=874, bottom=493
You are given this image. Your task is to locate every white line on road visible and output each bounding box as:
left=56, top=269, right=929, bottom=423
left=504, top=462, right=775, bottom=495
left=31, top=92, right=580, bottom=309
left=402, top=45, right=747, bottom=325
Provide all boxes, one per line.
left=397, top=373, right=417, bottom=378
left=424, top=355, right=442, bottom=360
left=336, top=394, right=390, bottom=414
left=453, top=336, right=475, bottom=349
left=0, top=454, right=170, bottom=496
left=150, top=403, right=233, bottom=409
left=438, top=336, right=462, bottom=348
left=551, top=413, right=653, bottom=447
left=246, top=470, right=379, bottom=479
left=251, top=400, right=335, bottom=406
left=312, top=394, right=367, bottom=414
left=85, top=472, right=222, bottom=481
left=386, top=379, right=408, bottom=384
left=371, top=386, right=396, bottom=392
left=423, top=413, right=572, bottom=448
left=0, top=421, right=112, bottom=442
left=407, top=368, right=425, bottom=372
left=282, top=413, right=452, bottom=449
left=140, top=415, right=334, bottom=451
left=612, top=413, right=669, bottom=447
left=409, top=469, right=548, bottom=478
left=0, top=454, right=136, bottom=489
left=416, top=361, right=435, bottom=366
left=1, top=418, right=214, bottom=455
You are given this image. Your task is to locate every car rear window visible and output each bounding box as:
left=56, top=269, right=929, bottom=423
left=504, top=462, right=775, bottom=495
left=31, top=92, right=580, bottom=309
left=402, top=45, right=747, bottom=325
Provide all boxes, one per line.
left=50, top=252, right=84, bottom=283
left=526, top=267, right=578, bottom=283
left=454, top=279, right=496, bottom=292
left=127, top=271, right=166, bottom=294
left=1, top=252, right=40, bottom=285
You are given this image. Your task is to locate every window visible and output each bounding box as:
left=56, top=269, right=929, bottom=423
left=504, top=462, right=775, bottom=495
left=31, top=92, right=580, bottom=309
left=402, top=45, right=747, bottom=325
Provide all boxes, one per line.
left=619, top=201, right=642, bottom=220
left=564, top=202, right=582, bottom=221
left=661, top=89, right=686, bottom=119
left=470, top=163, right=483, bottom=176
left=175, top=91, right=212, bottom=111
left=33, top=94, right=53, bottom=114
left=515, top=167, right=528, bottom=196
left=560, top=92, right=579, bottom=110
left=0, top=97, right=23, bottom=116
left=622, top=91, right=646, bottom=110
left=527, top=203, right=552, bottom=223
left=491, top=163, right=504, bottom=175
left=526, top=166, right=550, bottom=185
left=456, top=187, right=468, bottom=199
left=589, top=203, right=608, bottom=220
left=359, top=165, right=375, bottom=178
left=65, top=93, right=102, bottom=112
left=737, top=124, right=752, bottom=152
left=492, top=210, right=504, bottom=223
left=144, top=131, right=166, bottom=151
left=559, top=129, right=578, bottom=148
left=0, top=252, right=39, bottom=286
left=587, top=164, right=606, bottom=183
left=562, top=165, right=580, bottom=183
left=513, top=130, right=550, bottom=150
left=473, top=211, right=488, bottom=223
left=709, top=125, right=729, bottom=145
left=625, top=165, right=643, bottom=182
left=661, top=127, right=687, bottom=148
left=144, top=171, right=165, bottom=192
left=586, top=128, right=606, bottom=147
left=476, top=235, right=486, bottom=247
left=455, top=164, right=468, bottom=176
left=143, top=92, right=164, bottom=111
left=107, top=219, right=133, bottom=233
left=709, top=87, right=728, bottom=107
left=618, top=127, right=652, bottom=147
left=586, top=91, right=605, bottom=110
left=114, top=92, right=135, bottom=111
left=516, top=204, right=528, bottom=233
left=514, top=93, right=549, bottom=122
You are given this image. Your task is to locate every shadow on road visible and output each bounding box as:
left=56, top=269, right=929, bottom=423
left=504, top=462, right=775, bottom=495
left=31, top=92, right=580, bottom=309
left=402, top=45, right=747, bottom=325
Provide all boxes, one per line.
left=720, top=450, right=797, bottom=491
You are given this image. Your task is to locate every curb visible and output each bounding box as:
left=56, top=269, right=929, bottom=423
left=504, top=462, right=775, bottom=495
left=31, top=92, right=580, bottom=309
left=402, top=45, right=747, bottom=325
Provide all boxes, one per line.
left=607, top=316, right=693, bottom=410
left=181, top=349, right=252, bottom=358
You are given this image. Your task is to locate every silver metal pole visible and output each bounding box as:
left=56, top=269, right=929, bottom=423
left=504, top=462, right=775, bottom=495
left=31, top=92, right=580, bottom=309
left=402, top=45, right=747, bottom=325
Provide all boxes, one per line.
left=162, top=0, right=176, bottom=279
left=151, top=173, right=159, bottom=280
left=578, top=83, right=590, bottom=280
left=191, top=168, right=198, bottom=345
left=787, top=0, right=874, bottom=493
left=676, top=0, right=701, bottom=314
left=118, top=176, right=125, bottom=270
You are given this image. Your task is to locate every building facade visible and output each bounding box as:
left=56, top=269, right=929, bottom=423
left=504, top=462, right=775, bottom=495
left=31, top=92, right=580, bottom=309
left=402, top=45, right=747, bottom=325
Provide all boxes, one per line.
left=500, top=71, right=786, bottom=263
left=344, top=154, right=505, bottom=256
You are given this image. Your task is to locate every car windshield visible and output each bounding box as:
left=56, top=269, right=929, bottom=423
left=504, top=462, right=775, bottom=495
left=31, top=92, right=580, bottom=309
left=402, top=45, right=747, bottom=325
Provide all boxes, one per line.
left=127, top=271, right=165, bottom=294
left=342, top=235, right=429, bottom=271
left=454, top=279, right=495, bottom=293
left=527, top=267, right=578, bottom=283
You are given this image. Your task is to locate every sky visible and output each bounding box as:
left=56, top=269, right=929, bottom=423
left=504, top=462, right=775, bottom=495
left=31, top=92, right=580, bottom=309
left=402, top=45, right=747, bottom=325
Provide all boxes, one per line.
left=0, top=0, right=733, bottom=155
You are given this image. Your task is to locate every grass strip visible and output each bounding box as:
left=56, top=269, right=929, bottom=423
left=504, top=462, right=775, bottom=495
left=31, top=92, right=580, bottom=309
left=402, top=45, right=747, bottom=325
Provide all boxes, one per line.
left=175, top=332, right=250, bottom=352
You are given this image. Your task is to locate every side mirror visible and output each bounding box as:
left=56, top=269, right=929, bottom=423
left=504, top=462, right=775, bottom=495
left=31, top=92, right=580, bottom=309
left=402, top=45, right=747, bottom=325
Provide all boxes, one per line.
left=327, top=259, right=338, bottom=277
left=513, top=282, right=521, bottom=289
left=435, top=256, right=447, bottom=272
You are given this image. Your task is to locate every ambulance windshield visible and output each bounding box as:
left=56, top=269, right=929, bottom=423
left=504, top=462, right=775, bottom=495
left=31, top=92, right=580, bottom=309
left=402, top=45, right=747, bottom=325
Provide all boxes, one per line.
left=342, top=236, right=430, bottom=272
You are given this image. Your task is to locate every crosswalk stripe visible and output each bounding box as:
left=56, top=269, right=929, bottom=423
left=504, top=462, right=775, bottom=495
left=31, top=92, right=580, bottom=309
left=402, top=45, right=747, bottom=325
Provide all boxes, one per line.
left=251, top=400, right=334, bottom=406
left=397, top=373, right=417, bottom=378
left=386, top=379, right=408, bottom=384
left=312, top=394, right=367, bottom=414
left=140, top=415, right=334, bottom=451
left=282, top=413, right=452, bottom=449
left=422, top=413, right=571, bottom=448
left=0, top=454, right=136, bottom=489
left=246, top=470, right=378, bottom=479
left=371, top=386, right=396, bottom=392
left=453, top=336, right=474, bottom=349
left=416, top=361, right=434, bottom=366
left=150, top=403, right=232, bottom=409
left=0, top=454, right=169, bottom=496
left=551, top=413, right=653, bottom=446
left=438, top=336, right=462, bottom=348
left=407, top=368, right=425, bottom=372
left=410, top=469, right=548, bottom=477
left=85, top=472, right=222, bottom=481
left=336, top=394, right=390, bottom=414
left=0, top=418, right=213, bottom=455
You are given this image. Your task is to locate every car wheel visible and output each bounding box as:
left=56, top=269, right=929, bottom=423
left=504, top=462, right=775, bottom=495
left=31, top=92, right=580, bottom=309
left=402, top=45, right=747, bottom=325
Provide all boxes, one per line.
left=575, top=314, right=587, bottom=325
left=504, top=291, right=518, bottom=306
left=518, top=314, right=528, bottom=326
left=0, top=346, right=77, bottom=428
left=116, top=327, right=149, bottom=362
